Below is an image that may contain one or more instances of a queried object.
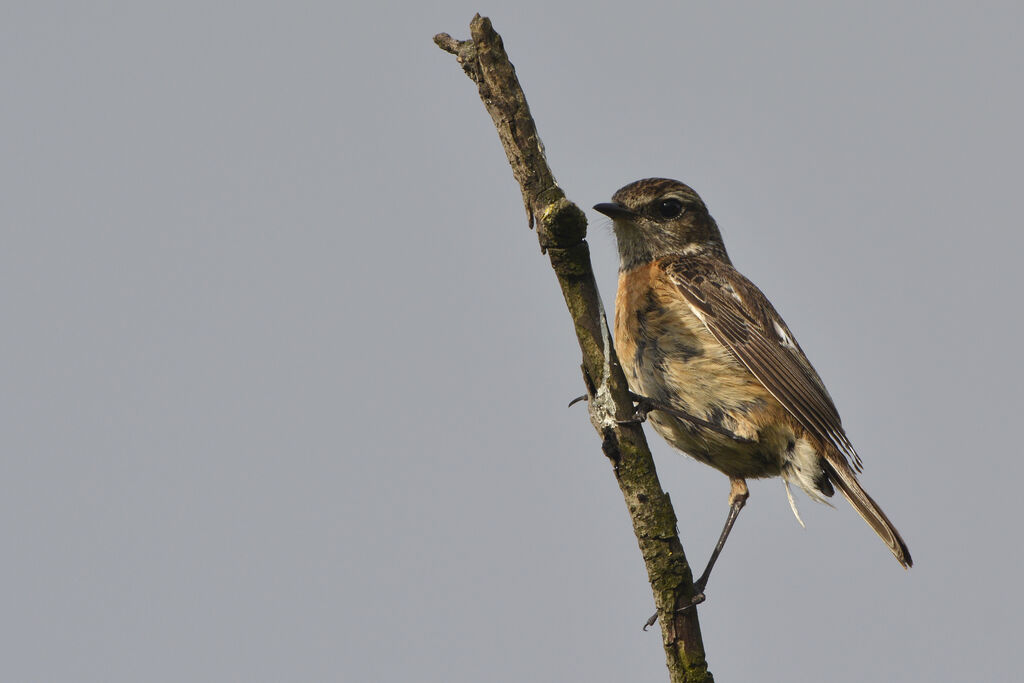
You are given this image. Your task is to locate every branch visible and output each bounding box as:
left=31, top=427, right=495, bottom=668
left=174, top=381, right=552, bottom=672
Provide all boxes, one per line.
left=435, top=16, right=714, bottom=683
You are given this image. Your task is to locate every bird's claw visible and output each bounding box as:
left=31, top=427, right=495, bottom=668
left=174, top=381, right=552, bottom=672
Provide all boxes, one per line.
left=642, top=612, right=658, bottom=631
left=567, top=394, right=588, bottom=408
left=641, top=592, right=707, bottom=631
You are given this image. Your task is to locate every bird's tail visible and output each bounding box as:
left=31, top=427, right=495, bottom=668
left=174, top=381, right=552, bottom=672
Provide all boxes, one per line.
left=824, top=459, right=913, bottom=568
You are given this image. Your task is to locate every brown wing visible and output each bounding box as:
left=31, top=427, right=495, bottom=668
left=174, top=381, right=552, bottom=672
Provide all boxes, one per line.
left=665, top=256, right=863, bottom=472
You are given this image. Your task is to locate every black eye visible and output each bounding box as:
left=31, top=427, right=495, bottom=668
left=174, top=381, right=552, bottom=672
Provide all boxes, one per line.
left=656, top=198, right=684, bottom=219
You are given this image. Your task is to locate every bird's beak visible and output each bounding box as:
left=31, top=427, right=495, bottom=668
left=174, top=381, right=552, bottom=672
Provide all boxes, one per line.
left=593, top=202, right=637, bottom=220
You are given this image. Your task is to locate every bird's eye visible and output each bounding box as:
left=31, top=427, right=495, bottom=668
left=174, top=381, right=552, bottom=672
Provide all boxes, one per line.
left=656, top=198, right=684, bottom=219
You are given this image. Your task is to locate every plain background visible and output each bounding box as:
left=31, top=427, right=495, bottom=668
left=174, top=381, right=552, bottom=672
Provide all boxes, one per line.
left=3, top=2, right=1022, bottom=681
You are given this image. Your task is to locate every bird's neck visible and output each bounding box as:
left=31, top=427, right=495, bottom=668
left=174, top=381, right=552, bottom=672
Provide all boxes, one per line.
left=617, top=239, right=731, bottom=271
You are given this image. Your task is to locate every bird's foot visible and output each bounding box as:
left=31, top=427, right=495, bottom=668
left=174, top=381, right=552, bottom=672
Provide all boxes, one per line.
left=619, top=393, right=756, bottom=443
left=618, top=392, right=656, bottom=424
left=642, top=492, right=748, bottom=631
left=642, top=583, right=708, bottom=631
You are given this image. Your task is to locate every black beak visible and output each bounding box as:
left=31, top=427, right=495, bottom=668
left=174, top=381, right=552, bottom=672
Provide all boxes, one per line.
left=593, top=202, right=637, bottom=219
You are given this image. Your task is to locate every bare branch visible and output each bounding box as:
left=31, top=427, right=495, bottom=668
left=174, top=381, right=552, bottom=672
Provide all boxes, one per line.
left=436, top=15, right=715, bottom=682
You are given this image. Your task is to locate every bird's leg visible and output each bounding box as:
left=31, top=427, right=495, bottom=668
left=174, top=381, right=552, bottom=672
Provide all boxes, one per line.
left=643, top=478, right=750, bottom=631
left=621, top=392, right=756, bottom=443
left=691, top=478, right=749, bottom=596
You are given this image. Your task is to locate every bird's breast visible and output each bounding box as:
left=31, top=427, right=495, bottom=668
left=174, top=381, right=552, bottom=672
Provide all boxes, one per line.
left=615, top=262, right=787, bottom=477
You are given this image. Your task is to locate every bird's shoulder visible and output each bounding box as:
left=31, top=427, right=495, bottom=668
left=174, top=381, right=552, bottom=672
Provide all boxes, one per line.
left=658, top=254, right=779, bottom=331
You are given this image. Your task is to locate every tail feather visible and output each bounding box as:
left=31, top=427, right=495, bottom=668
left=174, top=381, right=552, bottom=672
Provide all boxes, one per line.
left=824, top=460, right=912, bottom=568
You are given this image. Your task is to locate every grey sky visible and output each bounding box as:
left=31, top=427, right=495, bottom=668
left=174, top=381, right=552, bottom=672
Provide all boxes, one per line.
left=2, top=2, right=1021, bottom=681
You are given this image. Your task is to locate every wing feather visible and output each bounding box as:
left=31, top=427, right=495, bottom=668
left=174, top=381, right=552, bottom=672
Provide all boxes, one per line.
left=666, top=257, right=863, bottom=472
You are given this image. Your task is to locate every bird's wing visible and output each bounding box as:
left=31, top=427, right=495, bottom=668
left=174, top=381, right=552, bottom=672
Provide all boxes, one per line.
left=665, top=256, right=863, bottom=471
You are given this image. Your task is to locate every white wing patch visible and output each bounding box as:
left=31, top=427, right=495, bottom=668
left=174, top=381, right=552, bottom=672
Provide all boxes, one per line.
left=721, top=283, right=744, bottom=304
left=772, top=318, right=798, bottom=351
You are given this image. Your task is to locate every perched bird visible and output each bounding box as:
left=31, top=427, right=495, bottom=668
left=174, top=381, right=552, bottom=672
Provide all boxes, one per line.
left=594, top=178, right=911, bottom=604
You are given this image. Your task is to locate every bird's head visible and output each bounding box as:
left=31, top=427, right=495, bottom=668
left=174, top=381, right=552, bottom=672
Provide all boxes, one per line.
left=594, top=178, right=729, bottom=269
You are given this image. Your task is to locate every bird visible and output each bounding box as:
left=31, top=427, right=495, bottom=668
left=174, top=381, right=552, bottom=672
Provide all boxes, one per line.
left=594, top=178, right=911, bottom=608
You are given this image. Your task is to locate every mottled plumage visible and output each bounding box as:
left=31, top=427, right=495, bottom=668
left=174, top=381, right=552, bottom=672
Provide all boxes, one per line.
left=597, top=178, right=911, bottom=570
